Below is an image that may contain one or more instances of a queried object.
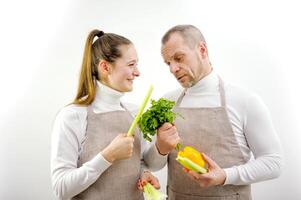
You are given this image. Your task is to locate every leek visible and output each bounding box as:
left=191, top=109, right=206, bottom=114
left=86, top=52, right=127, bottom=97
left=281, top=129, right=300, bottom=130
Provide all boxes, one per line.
left=143, top=183, right=167, bottom=200
left=127, top=85, right=153, bottom=136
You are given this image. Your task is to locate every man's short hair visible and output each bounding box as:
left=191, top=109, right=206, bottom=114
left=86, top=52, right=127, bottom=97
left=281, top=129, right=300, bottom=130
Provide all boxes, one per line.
left=162, top=24, right=206, bottom=49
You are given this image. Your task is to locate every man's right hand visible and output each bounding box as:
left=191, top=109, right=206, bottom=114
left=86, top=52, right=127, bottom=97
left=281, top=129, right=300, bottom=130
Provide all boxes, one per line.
left=156, top=122, right=181, bottom=155
left=101, top=133, right=134, bottom=163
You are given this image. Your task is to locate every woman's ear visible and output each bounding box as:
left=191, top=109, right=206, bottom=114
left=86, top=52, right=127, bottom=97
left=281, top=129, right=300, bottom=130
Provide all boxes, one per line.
left=98, top=60, right=111, bottom=76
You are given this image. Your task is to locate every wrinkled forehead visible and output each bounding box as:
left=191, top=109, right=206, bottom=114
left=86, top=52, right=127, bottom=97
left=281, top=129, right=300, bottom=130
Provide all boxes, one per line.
left=161, top=44, right=174, bottom=59
left=161, top=34, right=188, bottom=59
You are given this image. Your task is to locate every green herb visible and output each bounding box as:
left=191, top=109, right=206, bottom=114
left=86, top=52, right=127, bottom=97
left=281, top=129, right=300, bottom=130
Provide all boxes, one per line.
left=138, top=98, right=181, bottom=142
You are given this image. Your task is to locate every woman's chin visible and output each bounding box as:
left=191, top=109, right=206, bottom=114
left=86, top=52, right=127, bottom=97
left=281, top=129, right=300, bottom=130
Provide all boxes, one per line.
left=126, top=81, right=134, bottom=91
left=126, top=86, right=133, bottom=92
left=122, top=84, right=133, bottom=92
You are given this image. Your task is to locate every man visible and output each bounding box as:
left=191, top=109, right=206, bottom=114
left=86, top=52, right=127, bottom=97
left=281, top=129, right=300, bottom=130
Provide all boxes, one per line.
left=144, top=25, right=283, bottom=200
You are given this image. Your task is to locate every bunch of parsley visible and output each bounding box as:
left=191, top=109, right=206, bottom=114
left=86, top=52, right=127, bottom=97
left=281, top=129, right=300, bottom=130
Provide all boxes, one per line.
left=138, top=98, right=178, bottom=142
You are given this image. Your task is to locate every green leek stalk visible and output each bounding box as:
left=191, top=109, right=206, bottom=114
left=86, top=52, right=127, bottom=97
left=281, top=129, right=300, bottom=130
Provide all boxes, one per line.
left=176, top=155, right=208, bottom=174
left=143, top=183, right=167, bottom=200
left=127, top=85, right=153, bottom=136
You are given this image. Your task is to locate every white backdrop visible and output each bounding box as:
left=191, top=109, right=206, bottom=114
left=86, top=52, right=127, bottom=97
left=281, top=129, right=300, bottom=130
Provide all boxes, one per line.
left=0, top=0, right=300, bottom=199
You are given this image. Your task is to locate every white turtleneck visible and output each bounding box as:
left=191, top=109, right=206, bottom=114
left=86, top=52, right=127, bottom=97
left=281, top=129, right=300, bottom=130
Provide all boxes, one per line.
left=159, top=70, right=283, bottom=185
left=51, top=82, right=165, bottom=200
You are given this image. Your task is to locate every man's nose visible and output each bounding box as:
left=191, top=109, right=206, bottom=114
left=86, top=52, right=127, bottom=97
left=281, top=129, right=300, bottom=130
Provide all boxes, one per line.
left=169, top=63, right=179, bottom=74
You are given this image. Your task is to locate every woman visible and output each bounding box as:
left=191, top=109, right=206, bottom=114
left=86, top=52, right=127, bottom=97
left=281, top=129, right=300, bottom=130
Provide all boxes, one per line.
left=51, top=29, right=160, bottom=200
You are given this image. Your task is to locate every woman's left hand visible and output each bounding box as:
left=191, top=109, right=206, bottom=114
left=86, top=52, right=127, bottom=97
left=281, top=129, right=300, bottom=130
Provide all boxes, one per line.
left=137, top=170, right=160, bottom=190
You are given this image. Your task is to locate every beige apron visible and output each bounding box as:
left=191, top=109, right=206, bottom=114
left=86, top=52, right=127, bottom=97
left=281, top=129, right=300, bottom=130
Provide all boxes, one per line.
left=167, top=78, right=251, bottom=200
left=72, top=103, right=143, bottom=200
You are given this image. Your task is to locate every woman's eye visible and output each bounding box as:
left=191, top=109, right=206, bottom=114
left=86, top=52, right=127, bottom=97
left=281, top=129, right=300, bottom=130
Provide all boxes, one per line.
left=129, top=63, right=137, bottom=67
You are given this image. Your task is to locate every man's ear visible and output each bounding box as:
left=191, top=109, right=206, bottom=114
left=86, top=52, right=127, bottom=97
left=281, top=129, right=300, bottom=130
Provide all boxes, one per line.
left=98, top=60, right=111, bottom=75
left=197, top=41, right=208, bottom=58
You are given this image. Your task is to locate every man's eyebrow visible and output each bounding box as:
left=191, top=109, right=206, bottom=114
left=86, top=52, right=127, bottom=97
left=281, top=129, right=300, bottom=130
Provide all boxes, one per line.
left=174, top=52, right=184, bottom=57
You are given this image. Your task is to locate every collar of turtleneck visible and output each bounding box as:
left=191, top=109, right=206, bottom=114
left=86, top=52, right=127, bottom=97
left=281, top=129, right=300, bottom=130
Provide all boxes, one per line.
left=185, top=70, right=219, bottom=95
left=92, top=81, right=124, bottom=110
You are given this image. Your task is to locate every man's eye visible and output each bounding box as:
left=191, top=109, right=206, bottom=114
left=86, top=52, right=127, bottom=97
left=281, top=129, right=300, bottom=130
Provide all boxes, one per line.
left=175, top=57, right=183, bottom=62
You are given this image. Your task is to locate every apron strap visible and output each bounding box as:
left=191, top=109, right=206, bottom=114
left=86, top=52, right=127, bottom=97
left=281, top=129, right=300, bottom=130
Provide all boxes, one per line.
left=218, top=76, right=226, bottom=107
left=175, top=88, right=187, bottom=107
left=120, top=101, right=129, bottom=113
left=120, top=102, right=135, bottom=120
left=87, top=104, right=94, bottom=116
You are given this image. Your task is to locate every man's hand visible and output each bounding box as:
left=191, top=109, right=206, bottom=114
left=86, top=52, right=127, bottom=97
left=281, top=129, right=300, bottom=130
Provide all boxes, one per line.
left=137, top=170, right=160, bottom=190
left=156, top=123, right=181, bottom=155
left=183, top=153, right=226, bottom=188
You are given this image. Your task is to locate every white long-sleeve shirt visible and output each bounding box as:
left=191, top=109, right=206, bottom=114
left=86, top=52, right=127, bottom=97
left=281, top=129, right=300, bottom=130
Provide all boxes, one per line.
left=159, top=70, right=283, bottom=185
left=51, top=82, right=165, bottom=200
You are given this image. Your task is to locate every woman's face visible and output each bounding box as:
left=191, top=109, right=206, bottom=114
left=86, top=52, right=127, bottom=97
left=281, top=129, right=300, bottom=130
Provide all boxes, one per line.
left=106, top=44, right=140, bottom=92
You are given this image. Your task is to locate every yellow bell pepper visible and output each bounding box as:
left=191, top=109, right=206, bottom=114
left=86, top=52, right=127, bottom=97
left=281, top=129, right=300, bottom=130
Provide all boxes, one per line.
left=176, top=146, right=207, bottom=174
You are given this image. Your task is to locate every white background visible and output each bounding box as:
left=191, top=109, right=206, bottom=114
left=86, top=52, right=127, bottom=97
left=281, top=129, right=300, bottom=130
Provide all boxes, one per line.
left=0, top=0, right=300, bottom=199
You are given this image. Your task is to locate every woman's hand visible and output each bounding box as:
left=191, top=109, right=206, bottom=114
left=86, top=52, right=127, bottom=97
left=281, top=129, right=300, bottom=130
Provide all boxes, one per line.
left=137, top=170, right=160, bottom=190
left=101, top=133, right=134, bottom=163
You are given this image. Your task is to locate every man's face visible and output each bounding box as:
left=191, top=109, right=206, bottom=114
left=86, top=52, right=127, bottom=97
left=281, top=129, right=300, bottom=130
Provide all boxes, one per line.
left=161, top=33, right=204, bottom=88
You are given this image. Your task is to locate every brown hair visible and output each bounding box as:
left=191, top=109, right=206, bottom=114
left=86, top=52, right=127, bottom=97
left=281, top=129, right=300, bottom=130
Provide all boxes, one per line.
left=162, top=24, right=206, bottom=49
left=72, top=29, right=132, bottom=105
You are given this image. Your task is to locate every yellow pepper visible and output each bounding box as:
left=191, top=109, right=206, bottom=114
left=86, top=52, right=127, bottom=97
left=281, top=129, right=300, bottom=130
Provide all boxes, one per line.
left=176, top=146, right=207, bottom=174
